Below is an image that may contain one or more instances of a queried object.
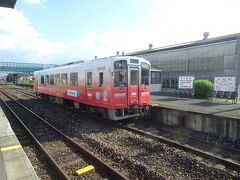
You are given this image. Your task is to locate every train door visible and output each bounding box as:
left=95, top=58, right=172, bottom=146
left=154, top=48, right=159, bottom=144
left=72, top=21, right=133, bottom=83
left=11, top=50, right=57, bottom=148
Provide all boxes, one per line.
left=140, top=62, right=150, bottom=104
left=128, top=67, right=139, bottom=105
left=85, top=70, right=94, bottom=105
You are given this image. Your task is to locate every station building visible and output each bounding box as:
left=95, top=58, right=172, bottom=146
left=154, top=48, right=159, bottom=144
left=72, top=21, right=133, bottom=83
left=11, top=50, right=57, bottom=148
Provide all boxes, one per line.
left=127, top=33, right=240, bottom=92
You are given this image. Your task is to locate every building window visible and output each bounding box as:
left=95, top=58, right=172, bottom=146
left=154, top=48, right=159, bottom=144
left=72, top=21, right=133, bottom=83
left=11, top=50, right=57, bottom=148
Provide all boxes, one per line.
left=171, top=79, right=178, bottom=89
left=50, top=74, right=54, bottom=85
left=45, top=75, right=49, bottom=84
left=162, top=79, right=170, bottom=88
left=55, top=74, right=60, bottom=85
left=41, top=76, right=44, bottom=84
left=99, top=72, right=103, bottom=87
left=61, top=73, right=68, bottom=85
left=151, top=71, right=161, bottom=84
left=87, top=72, right=92, bottom=88
left=70, top=72, right=78, bottom=86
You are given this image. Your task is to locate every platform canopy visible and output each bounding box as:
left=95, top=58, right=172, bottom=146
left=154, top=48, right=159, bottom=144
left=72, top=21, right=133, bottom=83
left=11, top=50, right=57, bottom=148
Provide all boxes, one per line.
left=0, top=0, right=17, bottom=8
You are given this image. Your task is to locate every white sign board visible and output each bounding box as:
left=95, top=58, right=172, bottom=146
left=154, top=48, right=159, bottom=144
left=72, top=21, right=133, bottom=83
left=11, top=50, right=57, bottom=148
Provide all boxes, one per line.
left=238, top=85, right=240, bottom=99
left=178, top=76, right=194, bottom=89
left=67, top=90, right=80, bottom=97
left=214, top=77, right=236, bottom=92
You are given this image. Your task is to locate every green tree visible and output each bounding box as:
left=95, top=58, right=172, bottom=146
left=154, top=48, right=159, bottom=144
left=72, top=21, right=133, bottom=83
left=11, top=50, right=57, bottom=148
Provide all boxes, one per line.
left=194, top=79, right=213, bottom=98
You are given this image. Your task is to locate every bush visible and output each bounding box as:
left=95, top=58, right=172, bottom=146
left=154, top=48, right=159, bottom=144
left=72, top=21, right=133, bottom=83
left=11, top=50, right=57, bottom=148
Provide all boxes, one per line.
left=194, top=79, right=213, bottom=98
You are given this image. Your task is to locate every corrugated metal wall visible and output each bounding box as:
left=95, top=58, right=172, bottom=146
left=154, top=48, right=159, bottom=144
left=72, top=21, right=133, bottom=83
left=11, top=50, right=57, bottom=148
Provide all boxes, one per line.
left=137, top=39, right=240, bottom=90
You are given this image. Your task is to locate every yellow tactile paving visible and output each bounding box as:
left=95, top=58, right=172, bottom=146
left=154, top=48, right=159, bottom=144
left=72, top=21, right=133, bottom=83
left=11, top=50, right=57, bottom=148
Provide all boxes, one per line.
left=0, top=144, right=21, bottom=152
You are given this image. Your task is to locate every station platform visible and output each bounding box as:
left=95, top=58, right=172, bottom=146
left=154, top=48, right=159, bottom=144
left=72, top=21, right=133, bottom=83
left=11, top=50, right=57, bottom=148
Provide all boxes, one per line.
left=0, top=106, right=38, bottom=180
left=150, top=94, right=240, bottom=120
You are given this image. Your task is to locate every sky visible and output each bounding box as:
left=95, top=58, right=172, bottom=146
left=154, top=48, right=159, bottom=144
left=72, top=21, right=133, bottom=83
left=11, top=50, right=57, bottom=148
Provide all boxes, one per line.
left=0, top=0, right=240, bottom=65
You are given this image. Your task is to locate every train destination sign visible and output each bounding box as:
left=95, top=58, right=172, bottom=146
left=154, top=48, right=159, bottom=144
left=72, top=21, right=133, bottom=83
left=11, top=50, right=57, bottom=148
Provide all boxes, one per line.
left=178, top=76, right=195, bottom=89
left=214, top=77, right=236, bottom=92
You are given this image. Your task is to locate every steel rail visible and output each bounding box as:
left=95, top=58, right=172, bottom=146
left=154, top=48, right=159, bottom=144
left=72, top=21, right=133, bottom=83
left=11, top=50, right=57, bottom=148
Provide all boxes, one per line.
left=0, top=93, right=70, bottom=180
left=0, top=89, right=128, bottom=180
left=5, top=87, right=39, bottom=99
left=6, top=87, right=240, bottom=171
left=156, top=126, right=240, bottom=154
left=118, top=123, right=240, bottom=171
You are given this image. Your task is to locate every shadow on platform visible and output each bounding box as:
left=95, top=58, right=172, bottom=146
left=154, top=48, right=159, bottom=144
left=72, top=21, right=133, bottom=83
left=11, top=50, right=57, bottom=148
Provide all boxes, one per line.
left=188, top=101, right=230, bottom=107
left=155, top=97, right=190, bottom=102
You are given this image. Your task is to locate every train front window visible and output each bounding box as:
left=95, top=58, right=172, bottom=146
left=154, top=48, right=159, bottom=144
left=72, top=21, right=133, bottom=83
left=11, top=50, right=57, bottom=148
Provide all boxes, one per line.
left=141, top=62, right=150, bottom=85
left=114, top=60, right=127, bottom=87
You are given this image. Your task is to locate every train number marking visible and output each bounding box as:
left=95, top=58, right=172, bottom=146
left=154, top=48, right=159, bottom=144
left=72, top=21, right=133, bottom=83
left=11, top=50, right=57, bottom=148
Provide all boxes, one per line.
left=67, top=90, right=80, bottom=97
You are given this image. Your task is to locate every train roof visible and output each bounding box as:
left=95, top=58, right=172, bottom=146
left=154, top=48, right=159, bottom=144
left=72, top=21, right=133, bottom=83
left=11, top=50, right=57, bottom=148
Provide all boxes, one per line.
left=34, top=56, right=149, bottom=75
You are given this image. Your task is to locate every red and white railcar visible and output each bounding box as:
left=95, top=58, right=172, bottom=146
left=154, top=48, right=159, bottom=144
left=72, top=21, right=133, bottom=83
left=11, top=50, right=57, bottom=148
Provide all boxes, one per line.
left=33, top=56, right=150, bottom=120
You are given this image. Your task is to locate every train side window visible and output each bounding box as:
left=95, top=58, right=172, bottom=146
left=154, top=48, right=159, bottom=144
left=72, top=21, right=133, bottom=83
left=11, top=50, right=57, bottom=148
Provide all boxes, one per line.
left=70, top=72, right=78, bottom=86
left=99, top=72, right=103, bottom=87
left=55, top=74, right=60, bottom=85
left=45, top=75, right=49, bottom=85
left=87, top=72, right=92, bottom=88
left=41, top=76, right=44, bottom=84
left=50, top=74, right=54, bottom=85
left=61, top=73, right=68, bottom=85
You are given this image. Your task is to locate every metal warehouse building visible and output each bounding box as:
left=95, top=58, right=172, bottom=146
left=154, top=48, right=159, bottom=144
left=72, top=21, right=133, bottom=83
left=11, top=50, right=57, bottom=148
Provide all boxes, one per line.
left=128, top=33, right=240, bottom=92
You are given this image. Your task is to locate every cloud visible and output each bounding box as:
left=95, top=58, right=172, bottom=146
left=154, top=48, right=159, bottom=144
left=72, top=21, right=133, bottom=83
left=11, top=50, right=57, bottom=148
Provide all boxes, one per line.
left=67, top=30, right=154, bottom=59
left=0, top=7, right=155, bottom=64
left=1, top=0, right=240, bottom=65
left=0, top=7, right=64, bottom=63
left=21, top=0, right=47, bottom=6
left=146, top=0, right=240, bottom=42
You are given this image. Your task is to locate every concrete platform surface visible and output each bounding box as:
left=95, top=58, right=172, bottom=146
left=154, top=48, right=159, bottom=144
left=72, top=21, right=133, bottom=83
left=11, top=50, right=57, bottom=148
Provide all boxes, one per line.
left=151, top=94, right=240, bottom=119
left=0, top=106, right=38, bottom=180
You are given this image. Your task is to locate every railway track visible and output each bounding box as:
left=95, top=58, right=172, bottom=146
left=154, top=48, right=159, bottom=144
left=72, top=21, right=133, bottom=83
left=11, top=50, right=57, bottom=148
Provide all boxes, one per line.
left=0, top=89, right=128, bottom=180
left=117, top=118, right=240, bottom=159
left=118, top=122, right=240, bottom=171
left=7, top=86, right=39, bottom=99
left=141, top=123, right=240, bottom=157
left=2, top=86, right=240, bottom=177
left=0, top=100, right=56, bottom=179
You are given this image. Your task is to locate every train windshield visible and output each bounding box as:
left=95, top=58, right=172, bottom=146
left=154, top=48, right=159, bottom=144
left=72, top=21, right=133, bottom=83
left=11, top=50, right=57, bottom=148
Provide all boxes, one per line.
left=114, top=60, right=127, bottom=87
left=141, top=62, right=150, bottom=85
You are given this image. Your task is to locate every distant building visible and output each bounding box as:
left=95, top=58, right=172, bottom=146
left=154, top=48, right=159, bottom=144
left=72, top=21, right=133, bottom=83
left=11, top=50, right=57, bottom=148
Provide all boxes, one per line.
left=127, top=33, right=240, bottom=92
left=150, top=65, right=161, bottom=92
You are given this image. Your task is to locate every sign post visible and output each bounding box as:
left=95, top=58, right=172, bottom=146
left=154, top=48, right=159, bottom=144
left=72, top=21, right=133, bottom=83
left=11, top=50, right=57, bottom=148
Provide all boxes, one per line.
left=238, top=84, right=240, bottom=100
